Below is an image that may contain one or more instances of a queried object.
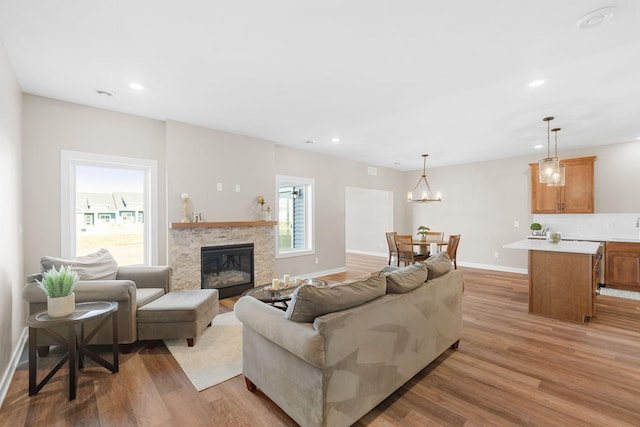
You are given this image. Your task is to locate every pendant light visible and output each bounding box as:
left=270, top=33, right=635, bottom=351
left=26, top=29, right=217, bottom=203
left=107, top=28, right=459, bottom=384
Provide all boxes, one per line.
left=538, top=116, right=560, bottom=183
left=547, top=127, right=566, bottom=186
left=407, top=154, right=442, bottom=203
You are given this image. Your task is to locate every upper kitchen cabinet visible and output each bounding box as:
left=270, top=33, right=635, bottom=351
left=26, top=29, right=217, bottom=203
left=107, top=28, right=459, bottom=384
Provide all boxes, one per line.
left=529, top=156, right=596, bottom=214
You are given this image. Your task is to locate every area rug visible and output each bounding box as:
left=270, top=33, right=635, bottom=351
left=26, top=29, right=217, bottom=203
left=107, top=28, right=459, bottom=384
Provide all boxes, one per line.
left=598, top=287, right=640, bottom=301
left=164, top=311, right=242, bottom=391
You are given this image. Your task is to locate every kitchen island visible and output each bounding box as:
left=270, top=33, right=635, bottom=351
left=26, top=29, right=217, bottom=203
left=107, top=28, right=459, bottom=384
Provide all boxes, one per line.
left=504, top=239, right=603, bottom=323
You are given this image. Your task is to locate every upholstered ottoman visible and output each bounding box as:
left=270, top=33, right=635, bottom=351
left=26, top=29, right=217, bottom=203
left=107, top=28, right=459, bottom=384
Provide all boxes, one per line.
left=137, top=289, right=219, bottom=346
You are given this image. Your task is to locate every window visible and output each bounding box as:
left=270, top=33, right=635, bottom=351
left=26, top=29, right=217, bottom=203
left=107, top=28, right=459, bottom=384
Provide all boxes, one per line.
left=276, top=175, right=314, bottom=257
left=61, top=151, right=158, bottom=265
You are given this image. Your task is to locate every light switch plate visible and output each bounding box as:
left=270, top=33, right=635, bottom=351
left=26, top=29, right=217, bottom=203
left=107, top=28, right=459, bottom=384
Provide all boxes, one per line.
left=235, top=184, right=240, bottom=192
left=216, top=183, right=222, bottom=191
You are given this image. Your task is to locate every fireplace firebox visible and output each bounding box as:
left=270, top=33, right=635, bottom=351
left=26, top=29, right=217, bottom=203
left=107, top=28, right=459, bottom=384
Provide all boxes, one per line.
left=201, top=243, right=254, bottom=298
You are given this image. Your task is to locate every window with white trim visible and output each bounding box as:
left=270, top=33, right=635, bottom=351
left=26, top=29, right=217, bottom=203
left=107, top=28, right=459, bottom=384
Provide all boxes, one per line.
left=61, top=151, right=158, bottom=265
left=276, top=175, right=314, bottom=257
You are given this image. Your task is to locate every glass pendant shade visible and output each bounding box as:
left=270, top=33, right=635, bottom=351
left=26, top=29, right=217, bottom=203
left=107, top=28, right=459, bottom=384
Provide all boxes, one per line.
left=547, top=163, right=566, bottom=187
left=538, top=157, right=560, bottom=183
left=546, top=127, right=565, bottom=187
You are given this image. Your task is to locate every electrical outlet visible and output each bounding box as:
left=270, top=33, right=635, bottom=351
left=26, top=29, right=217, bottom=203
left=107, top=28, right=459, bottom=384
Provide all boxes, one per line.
left=315, top=257, right=319, bottom=264
left=235, top=184, right=240, bottom=192
left=216, top=183, right=222, bottom=191
left=494, top=251, right=500, bottom=258
left=514, top=220, right=520, bottom=227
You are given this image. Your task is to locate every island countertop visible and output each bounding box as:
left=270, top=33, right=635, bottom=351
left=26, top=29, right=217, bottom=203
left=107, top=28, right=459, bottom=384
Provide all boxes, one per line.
left=503, top=239, right=601, bottom=254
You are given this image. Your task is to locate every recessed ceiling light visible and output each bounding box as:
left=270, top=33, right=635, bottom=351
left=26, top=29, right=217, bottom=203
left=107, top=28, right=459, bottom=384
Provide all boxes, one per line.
left=95, top=89, right=115, bottom=97
left=528, top=80, right=545, bottom=88
left=129, top=82, right=144, bottom=91
left=331, top=137, right=340, bottom=143
left=577, top=7, right=615, bottom=29
left=534, top=144, right=544, bottom=149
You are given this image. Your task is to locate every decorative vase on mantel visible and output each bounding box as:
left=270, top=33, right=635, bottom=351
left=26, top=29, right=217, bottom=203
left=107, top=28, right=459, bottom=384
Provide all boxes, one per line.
left=259, top=205, right=267, bottom=221
left=47, top=293, right=75, bottom=318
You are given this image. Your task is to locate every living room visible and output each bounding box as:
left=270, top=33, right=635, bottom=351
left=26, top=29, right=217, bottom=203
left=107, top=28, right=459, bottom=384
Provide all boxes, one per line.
left=2, top=1, right=640, bottom=425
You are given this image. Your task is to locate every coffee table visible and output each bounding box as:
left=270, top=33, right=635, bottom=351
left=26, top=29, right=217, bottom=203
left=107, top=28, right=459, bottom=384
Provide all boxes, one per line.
left=242, top=278, right=327, bottom=308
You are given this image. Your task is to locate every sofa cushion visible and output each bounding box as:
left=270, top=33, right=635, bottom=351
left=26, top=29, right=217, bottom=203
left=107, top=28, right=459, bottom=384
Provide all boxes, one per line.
left=41, top=248, right=118, bottom=280
left=384, top=262, right=428, bottom=293
left=136, top=288, right=166, bottom=308
left=285, top=275, right=386, bottom=322
left=423, top=251, right=453, bottom=279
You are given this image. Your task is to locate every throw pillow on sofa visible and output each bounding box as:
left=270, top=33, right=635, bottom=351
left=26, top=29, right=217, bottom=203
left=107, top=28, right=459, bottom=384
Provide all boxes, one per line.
left=422, top=251, right=452, bottom=279
left=384, top=262, right=428, bottom=293
left=284, top=275, right=386, bottom=322
left=41, top=248, right=118, bottom=280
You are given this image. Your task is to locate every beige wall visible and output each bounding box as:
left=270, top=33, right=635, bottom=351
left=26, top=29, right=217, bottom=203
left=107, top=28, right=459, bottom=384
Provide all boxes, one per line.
left=274, top=146, right=407, bottom=277
left=164, top=122, right=408, bottom=279
left=22, top=95, right=168, bottom=274
left=0, top=41, right=24, bottom=397
left=165, top=120, right=276, bottom=224
left=408, top=140, right=640, bottom=271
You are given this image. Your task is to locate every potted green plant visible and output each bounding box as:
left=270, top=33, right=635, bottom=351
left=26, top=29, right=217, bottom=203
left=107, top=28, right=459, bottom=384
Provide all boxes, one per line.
left=530, top=222, right=543, bottom=236
left=417, top=225, right=431, bottom=241
left=37, top=265, right=79, bottom=317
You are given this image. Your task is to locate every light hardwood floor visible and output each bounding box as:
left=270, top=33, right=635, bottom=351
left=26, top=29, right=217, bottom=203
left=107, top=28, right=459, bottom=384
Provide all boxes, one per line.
left=3, top=254, right=640, bottom=426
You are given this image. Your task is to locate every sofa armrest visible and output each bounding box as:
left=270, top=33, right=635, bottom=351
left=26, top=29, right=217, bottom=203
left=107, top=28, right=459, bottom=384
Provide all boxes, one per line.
left=234, top=296, right=325, bottom=368
left=23, top=280, right=137, bottom=303
left=116, top=265, right=172, bottom=292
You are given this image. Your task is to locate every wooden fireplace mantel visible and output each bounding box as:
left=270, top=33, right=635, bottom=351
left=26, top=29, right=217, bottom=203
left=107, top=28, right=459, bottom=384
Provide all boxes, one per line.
left=169, top=221, right=277, bottom=229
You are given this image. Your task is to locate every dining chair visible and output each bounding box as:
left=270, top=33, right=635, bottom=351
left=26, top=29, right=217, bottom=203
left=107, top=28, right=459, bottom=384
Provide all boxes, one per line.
left=446, top=234, right=461, bottom=269
left=385, top=232, right=398, bottom=266
left=426, top=231, right=444, bottom=242
left=396, top=234, right=428, bottom=267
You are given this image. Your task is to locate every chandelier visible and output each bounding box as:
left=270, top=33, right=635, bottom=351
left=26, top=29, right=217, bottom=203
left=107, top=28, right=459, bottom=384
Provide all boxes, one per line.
left=538, top=116, right=560, bottom=184
left=407, top=154, right=442, bottom=203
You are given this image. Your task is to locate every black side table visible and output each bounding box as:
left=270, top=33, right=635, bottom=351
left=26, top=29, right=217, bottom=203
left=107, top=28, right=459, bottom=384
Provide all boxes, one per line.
left=27, top=301, right=119, bottom=400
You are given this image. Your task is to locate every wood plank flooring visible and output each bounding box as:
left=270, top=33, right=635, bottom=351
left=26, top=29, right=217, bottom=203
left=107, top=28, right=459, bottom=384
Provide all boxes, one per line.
left=3, top=254, right=640, bottom=426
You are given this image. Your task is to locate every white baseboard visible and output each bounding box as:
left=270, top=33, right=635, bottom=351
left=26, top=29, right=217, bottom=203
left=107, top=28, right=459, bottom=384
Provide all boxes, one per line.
left=0, top=327, right=28, bottom=409
left=458, top=261, right=528, bottom=275
left=346, top=249, right=387, bottom=258
left=297, top=266, right=347, bottom=280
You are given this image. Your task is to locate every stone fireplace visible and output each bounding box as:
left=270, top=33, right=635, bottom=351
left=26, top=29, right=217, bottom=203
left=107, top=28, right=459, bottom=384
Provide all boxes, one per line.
left=169, top=221, right=277, bottom=295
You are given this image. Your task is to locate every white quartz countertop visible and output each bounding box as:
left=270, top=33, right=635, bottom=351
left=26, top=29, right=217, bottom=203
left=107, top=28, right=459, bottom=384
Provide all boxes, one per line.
left=503, top=239, right=602, bottom=254
left=527, top=234, right=640, bottom=243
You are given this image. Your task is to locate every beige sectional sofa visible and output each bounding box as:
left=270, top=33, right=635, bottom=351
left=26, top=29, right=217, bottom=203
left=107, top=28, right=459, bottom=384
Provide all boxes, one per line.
left=235, top=259, right=464, bottom=427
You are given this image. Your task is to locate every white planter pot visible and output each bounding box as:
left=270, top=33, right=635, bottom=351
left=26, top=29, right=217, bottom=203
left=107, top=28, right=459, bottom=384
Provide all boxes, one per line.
left=47, top=293, right=75, bottom=318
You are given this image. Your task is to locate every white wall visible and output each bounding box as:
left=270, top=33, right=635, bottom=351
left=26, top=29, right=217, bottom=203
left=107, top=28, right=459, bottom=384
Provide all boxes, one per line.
left=0, top=41, right=24, bottom=402
left=22, top=95, right=168, bottom=273
left=345, top=187, right=393, bottom=257
left=408, top=140, right=640, bottom=272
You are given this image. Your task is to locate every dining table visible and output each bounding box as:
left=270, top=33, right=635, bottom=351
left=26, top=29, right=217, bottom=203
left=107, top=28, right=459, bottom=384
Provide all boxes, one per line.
left=412, top=239, right=448, bottom=256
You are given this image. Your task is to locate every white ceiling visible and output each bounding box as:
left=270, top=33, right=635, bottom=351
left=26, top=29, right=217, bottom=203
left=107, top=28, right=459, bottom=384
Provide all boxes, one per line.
left=1, top=0, right=639, bottom=171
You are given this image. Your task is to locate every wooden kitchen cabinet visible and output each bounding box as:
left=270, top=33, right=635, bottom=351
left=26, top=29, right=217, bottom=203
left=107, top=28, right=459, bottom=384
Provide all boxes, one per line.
left=605, top=242, right=640, bottom=291
left=529, top=249, right=600, bottom=323
left=529, top=156, right=596, bottom=214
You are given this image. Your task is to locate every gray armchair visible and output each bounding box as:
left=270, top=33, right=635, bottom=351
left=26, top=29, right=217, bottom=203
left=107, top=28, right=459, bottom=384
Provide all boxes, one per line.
left=23, top=265, right=172, bottom=351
